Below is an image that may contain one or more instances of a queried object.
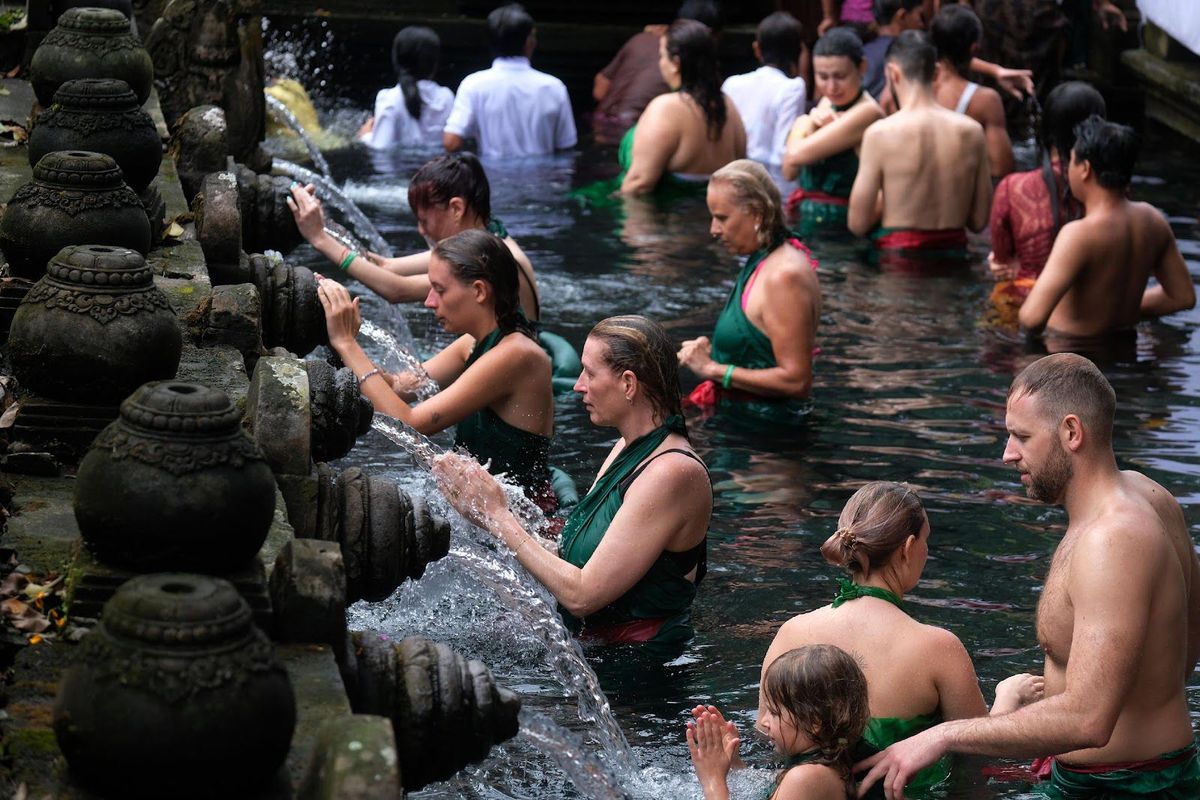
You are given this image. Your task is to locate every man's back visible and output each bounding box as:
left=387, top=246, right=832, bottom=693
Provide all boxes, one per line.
left=1030, top=201, right=1170, bottom=338
left=444, top=57, right=577, bottom=158
left=722, top=66, right=806, bottom=165
left=853, top=103, right=990, bottom=232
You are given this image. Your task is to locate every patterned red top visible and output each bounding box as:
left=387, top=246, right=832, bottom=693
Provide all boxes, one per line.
left=989, top=160, right=1081, bottom=282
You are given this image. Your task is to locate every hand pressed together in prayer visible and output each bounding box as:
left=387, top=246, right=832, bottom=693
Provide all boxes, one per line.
left=432, top=451, right=509, bottom=530
left=687, top=704, right=741, bottom=797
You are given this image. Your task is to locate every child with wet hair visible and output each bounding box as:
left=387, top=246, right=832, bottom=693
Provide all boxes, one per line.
left=688, top=644, right=870, bottom=799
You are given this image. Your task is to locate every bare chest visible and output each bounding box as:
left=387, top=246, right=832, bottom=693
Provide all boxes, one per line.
left=1037, top=541, right=1075, bottom=665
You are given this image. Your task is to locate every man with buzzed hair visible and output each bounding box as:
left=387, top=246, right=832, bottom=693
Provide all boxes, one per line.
left=858, top=353, right=1200, bottom=800
left=847, top=30, right=991, bottom=259
left=1019, top=116, right=1194, bottom=352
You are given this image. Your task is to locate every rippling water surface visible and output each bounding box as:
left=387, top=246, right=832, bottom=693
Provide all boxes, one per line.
left=281, top=127, right=1200, bottom=799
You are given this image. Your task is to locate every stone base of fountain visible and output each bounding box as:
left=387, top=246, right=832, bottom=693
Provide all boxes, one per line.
left=6, top=395, right=121, bottom=468
left=66, top=546, right=275, bottom=632
left=140, top=181, right=167, bottom=243
left=0, top=276, right=35, bottom=339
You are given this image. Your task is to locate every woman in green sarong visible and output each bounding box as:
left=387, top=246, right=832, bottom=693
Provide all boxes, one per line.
left=758, top=482, right=1044, bottom=796
left=619, top=19, right=746, bottom=196
left=317, top=228, right=557, bottom=510
left=678, top=160, right=821, bottom=412
left=434, top=315, right=712, bottom=646
left=780, top=28, right=882, bottom=237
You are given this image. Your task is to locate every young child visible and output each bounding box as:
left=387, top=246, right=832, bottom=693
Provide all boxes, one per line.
left=688, top=644, right=870, bottom=800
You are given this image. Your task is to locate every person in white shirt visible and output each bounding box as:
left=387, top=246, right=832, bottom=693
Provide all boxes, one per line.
left=720, top=12, right=807, bottom=166
left=442, top=3, right=577, bottom=159
left=360, top=26, right=455, bottom=150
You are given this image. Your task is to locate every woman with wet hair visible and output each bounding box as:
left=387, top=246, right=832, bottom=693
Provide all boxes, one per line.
left=678, top=160, right=820, bottom=411
left=619, top=19, right=746, bottom=195
left=288, top=152, right=542, bottom=319
left=359, top=26, right=454, bottom=150
left=988, top=81, right=1107, bottom=304
left=317, top=229, right=557, bottom=508
left=758, top=482, right=1043, bottom=794
left=435, top=315, right=712, bottom=647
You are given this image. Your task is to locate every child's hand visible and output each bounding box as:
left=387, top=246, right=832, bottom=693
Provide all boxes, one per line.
left=687, top=710, right=740, bottom=800
left=991, top=672, right=1045, bottom=715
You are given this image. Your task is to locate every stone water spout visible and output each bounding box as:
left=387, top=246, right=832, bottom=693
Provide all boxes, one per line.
left=306, top=359, right=375, bottom=462
left=54, top=573, right=296, bottom=799
left=30, top=6, right=154, bottom=107
left=74, top=381, right=277, bottom=573
left=313, top=464, right=451, bottom=603
left=348, top=633, right=522, bottom=791
left=233, top=161, right=305, bottom=254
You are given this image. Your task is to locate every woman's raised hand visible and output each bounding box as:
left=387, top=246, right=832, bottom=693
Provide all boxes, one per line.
left=432, top=452, right=510, bottom=530
left=286, top=183, right=326, bottom=243
left=315, top=278, right=362, bottom=346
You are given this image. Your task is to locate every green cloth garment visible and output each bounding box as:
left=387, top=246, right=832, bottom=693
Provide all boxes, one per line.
left=1038, top=743, right=1200, bottom=799
left=710, top=240, right=781, bottom=373
left=537, top=329, right=582, bottom=395
left=558, top=415, right=700, bottom=644
left=795, top=149, right=858, bottom=236
left=855, top=713, right=949, bottom=796
left=568, top=125, right=707, bottom=209
left=486, top=217, right=509, bottom=239
left=831, top=578, right=905, bottom=610
left=453, top=328, right=552, bottom=498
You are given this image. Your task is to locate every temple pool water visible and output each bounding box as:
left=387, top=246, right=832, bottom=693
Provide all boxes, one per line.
left=281, top=127, right=1200, bottom=798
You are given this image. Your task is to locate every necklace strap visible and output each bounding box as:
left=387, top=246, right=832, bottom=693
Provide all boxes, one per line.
left=831, top=88, right=864, bottom=113
left=832, top=577, right=905, bottom=610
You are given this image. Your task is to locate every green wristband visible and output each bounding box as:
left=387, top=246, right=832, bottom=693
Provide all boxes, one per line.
left=339, top=249, right=359, bottom=272
left=722, top=364, right=735, bottom=389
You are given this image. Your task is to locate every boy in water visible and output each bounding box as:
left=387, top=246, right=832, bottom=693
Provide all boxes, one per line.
left=1018, top=116, right=1194, bottom=350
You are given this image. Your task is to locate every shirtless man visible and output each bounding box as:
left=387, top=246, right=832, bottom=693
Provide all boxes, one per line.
left=858, top=353, right=1200, bottom=800
left=1018, top=116, right=1195, bottom=348
left=847, top=30, right=991, bottom=253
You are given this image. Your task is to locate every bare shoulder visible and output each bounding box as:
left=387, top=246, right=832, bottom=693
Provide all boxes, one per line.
left=1121, top=470, right=1186, bottom=526
left=493, top=331, right=551, bottom=370
left=766, top=242, right=817, bottom=280
left=776, top=763, right=845, bottom=799
left=972, top=86, right=1006, bottom=122
left=915, top=622, right=972, bottom=662
left=1130, top=201, right=1172, bottom=235
left=631, top=444, right=709, bottom=493
left=641, top=91, right=682, bottom=120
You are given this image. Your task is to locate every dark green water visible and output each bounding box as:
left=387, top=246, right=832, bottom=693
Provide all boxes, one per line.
left=297, top=128, right=1200, bottom=798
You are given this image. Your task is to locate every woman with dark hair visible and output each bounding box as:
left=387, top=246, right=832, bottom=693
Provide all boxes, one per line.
left=679, top=160, right=820, bottom=411
left=988, top=81, right=1107, bottom=305
left=359, top=26, right=454, bottom=149
left=759, top=482, right=1042, bottom=794
left=316, top=229, right=557, bottom=507
left=435, top=315, right=712, bottom=646
left=780, top=27, right=882, bottom=236
left=619, top=19, right=746, bottom=195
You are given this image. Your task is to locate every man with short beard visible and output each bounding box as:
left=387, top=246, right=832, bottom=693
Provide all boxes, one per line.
left=857, top=353, right=1200, bottom=800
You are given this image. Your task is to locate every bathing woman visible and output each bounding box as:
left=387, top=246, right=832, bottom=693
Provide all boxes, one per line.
left=619, top=19, right=746, bottom=195
left=288, top=152, right=543, bottom=321
left=758, top=482, right=1042, bottom=794
left=435, top=315, right=712, bottom=646
left=679, top=160, right=820, bottom=409
left=317, top=228, right=557, bottom=509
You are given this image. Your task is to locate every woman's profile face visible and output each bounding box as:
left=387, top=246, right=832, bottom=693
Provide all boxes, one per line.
left=658, top=35, right=681, bottom=90
left=574, top=337, right=625, bottom=427
left=706, top=182, right=761, bottom=255
left=414, top=198, right=464, bottom=246
left=424, top=254, right=475, bottom=333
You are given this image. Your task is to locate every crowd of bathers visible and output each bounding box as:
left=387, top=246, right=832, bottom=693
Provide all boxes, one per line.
left=280, top=2, right=1200, bottom=798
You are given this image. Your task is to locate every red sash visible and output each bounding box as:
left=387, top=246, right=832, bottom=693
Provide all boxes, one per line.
left=578, top=616, right=667, bottom=644
left=785, top=188, right=850, bottom=218
left=874, top=228, right=968, bottom=251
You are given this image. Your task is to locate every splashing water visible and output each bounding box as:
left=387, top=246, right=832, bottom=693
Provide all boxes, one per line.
left=360, top=320, right=438, bottom=400
left=272, top=159, right=394, bottom=258
left=518, top=709, right=630, bottom=800
left=265, top=93, right=333, bottom=180
left=450, top=542, right=634, bottom=769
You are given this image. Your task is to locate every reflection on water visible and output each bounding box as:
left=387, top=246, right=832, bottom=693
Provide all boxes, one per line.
left=284, top=124, right=1200, bottom=798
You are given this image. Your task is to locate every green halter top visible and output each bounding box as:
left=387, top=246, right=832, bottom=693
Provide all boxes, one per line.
left=558, top=416, right=704, bottom=643
left=710, top=238, right=788, bottom=372
left=453, top=328, right=552, bottom=497
left=832, top=579, right=949, bottom=795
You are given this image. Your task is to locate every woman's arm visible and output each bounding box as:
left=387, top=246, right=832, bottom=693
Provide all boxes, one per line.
left=929, top=628, right=990, bottom=721
left=435, top=448, right=709, bottom=617
left=781, top=102, right=881, bottom=181
left=621, top=98, right=680, bottom=196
